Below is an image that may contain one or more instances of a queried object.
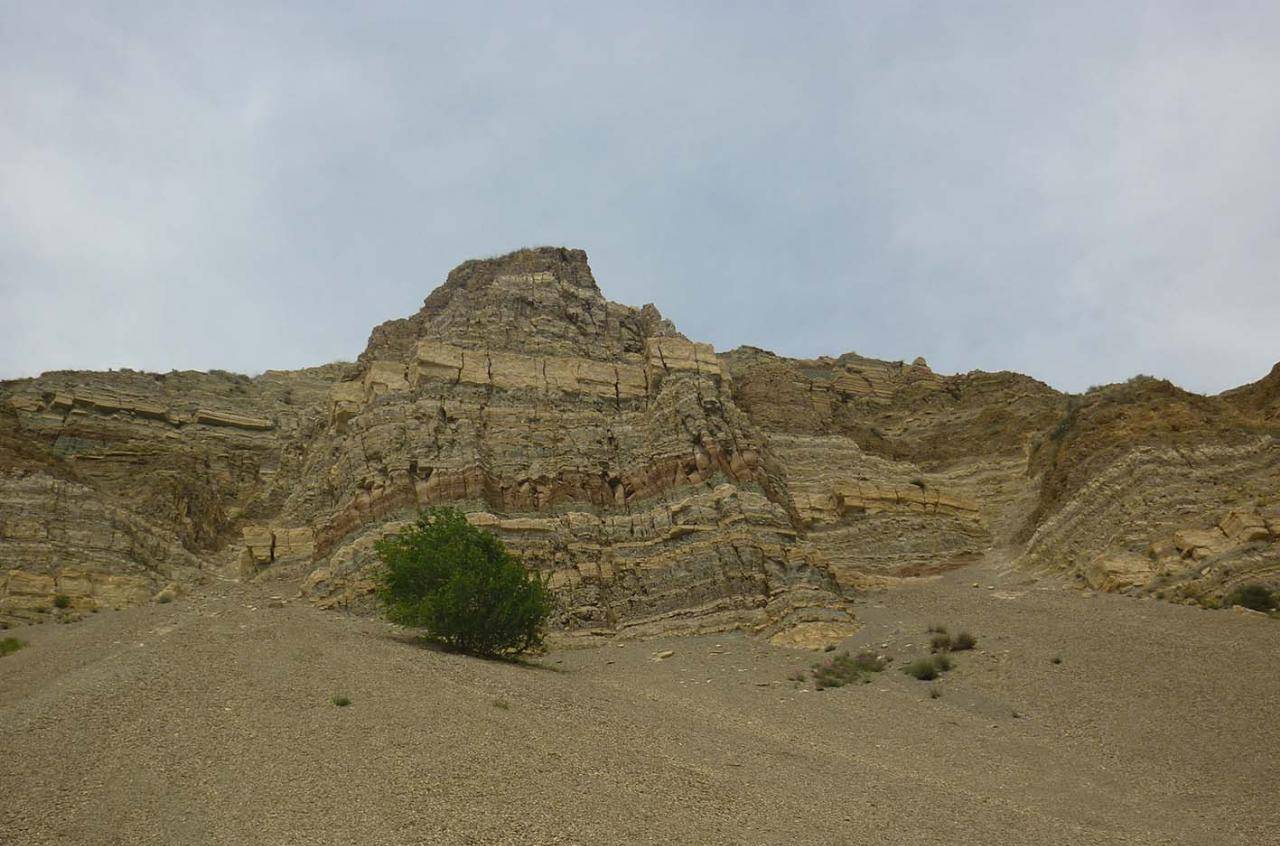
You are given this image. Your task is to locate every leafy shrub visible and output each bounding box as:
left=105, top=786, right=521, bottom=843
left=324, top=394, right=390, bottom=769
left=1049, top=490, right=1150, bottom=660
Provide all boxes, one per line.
left=0, top=636, right=25, bottom=657
left=375, top=508, right=553, bottom=658
left=951, top=631, right=976, bottom=651
left=53, top=594, right=71, bottom=609
left=1225, top=583, right=1277, bottom=612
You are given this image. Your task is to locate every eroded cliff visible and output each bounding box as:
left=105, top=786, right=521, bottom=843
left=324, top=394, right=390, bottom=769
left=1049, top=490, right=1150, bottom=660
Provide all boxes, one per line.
left=2, top=247, right=1277, bottom=632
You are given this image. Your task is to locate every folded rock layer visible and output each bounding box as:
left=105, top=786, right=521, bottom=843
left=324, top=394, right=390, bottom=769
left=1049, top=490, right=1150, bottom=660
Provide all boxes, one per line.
left=2, top=247, right=1277, bottom=630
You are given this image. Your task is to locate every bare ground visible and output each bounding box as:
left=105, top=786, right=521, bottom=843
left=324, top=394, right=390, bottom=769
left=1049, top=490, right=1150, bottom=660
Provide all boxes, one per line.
left=1, top=560, right=1277, bottom=845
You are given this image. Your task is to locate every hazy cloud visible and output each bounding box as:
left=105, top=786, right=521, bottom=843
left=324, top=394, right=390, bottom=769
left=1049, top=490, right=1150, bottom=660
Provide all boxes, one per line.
left=2, top=1, right=1277, bottom=392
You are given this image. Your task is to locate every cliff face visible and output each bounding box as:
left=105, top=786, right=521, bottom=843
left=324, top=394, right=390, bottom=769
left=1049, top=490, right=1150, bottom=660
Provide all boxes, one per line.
left=2, top=247, right=1277, bottom=631
left=719, top=348, right=1065, bottom=584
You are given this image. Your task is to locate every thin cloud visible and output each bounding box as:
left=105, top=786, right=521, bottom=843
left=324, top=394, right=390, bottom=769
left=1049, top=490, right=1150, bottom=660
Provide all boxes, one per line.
left=1, top=2, right=1276, bottom=393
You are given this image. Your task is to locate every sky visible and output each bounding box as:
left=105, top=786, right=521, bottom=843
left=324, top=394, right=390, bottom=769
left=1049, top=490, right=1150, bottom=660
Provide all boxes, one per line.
left=2, top=2, right=1278, bottom=394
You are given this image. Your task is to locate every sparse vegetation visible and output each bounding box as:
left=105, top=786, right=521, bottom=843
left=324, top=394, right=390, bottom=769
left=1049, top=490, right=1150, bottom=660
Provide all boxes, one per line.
left=809, top=650, right=886, bottom=690
left=1049, top=396, right=1083, bottom=442
left=0, top=636, right=26, bottom=657
left=851, top=650, right=886, bottom=672
left=375, top=507, right=553, bottom=658
left=903, top=658, right=941, bottom=681
left=926, top=625, right=976, bottom=653
left=929, top=687, right=941, bottom=699
left=909, top=477, right=927, bottom=490
left=492, top=699, right=511, bottom=710
left=1224, top=582, right=1277, bottom=612
left=904, top=653, right=954, bottom=681
left=53, top=594, right=71, bottom=609
left=330, top=695, right=351, bottom=707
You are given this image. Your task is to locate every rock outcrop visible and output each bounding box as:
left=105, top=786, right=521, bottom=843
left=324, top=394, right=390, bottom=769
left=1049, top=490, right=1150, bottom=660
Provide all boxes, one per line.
left=3, top=247, right=1277, bottom=631
left=1018, top=377, right=1280, bottom=602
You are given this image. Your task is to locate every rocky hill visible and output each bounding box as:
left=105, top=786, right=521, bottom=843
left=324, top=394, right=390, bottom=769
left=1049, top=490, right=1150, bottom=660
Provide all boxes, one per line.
left=2, top=247, right=1277, bottom=633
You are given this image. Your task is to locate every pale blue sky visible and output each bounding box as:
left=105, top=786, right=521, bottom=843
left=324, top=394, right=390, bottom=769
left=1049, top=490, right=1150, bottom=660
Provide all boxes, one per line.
left=2, top=2, right=1277, bottom=392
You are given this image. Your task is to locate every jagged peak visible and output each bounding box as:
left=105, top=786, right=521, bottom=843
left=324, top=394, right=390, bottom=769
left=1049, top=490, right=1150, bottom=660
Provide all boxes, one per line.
left=422, top=246, right=600, bottom=313
left=358, top=248, right=679, bottom=367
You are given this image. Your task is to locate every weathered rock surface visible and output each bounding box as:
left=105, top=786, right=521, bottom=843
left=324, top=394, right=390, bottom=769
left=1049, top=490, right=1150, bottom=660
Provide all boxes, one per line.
left=1018, top=377, right=1280, bottom=602
left=2, top=247, right=1277, bottom=631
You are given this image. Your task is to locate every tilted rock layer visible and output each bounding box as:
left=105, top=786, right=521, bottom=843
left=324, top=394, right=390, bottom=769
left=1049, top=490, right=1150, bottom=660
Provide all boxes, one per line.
left=2, top=247, right=1277, bottom=631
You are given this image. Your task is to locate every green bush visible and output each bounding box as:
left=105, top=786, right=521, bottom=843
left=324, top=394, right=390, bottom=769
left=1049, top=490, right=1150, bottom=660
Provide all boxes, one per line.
left=0, top=636, right=25, bottom=657
left=1225, top=583, right=1277, bottom=612
left=53, top=594, right=71, bottom=609
left=375, top=508, right=553, bottom=658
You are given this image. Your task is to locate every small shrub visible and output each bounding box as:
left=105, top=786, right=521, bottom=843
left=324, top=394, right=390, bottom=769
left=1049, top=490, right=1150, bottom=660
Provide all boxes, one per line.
left=811, top=650, right=883, bottom=690
left=375, top=508, right=553, bottom=658
left=492, top=699, right=511, bottom=710
left=929, top=687, right=941, bottom=699
left=852, top=651, right=885, bottom=672
left=903, top=659, right=940, bottom=681
left=330, top=695, right=351, bottom=707
left=933, top=654, right=953, bottom=672
left=951, top=631, right=976, bottom=651
left=930, top=633, right=953, bottom=653
left=53, top=594, right=71, bottom=609
left=0, top=636, right=26, bottom=657
left=909, top=478, right=927, bottom=490
left=1225, top=583, right=1277, bottom=612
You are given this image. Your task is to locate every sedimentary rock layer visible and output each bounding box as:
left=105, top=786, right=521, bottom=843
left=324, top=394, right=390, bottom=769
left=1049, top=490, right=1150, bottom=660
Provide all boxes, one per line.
left=2, top=246, right=1277, bottom=629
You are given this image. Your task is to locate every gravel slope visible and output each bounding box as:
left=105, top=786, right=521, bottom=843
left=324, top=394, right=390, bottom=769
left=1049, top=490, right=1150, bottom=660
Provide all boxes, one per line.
left=1, top=562, right=1277, bottom=845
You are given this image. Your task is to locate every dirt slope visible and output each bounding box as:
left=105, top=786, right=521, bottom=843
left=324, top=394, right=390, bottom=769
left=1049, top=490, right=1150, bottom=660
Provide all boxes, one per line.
left=2, top=562, right=1276, bottom=846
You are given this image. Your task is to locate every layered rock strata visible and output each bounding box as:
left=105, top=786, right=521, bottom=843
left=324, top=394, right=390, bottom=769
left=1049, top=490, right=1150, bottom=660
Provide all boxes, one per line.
left=3, top=247, right=1277, bottom=628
